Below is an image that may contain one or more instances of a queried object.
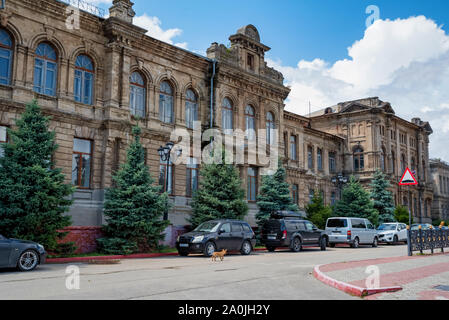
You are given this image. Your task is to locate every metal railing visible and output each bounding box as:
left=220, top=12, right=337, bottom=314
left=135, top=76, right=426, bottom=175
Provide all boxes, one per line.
left=410, top=228, right=449, bottom=254
left=58, top=0, right=106, bottom=18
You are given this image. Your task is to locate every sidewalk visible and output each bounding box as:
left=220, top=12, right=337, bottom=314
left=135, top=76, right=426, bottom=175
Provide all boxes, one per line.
left=314, top=252, right=449, bottom=300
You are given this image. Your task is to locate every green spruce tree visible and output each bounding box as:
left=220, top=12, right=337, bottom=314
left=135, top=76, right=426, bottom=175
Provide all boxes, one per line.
left=333, top=176, right=379, bottom=225
left=305, top=190, right=332, bottom=229
left=256, top=162, right=299, bottom=228
left=369, top=170, right=395, bottom=224
left=189, top=153, right=248, bottom=228
left=97, top=126, right=170, bottom=254
left=0, top=100, right=74, bottom=251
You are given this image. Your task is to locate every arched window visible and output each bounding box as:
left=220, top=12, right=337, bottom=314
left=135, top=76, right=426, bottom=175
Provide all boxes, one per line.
left=401, top=154, right=407, bottom=174
left=185, top=89, right=198, bottom=129
left=222, top=98, right=233, bottom=132
left=266, top=112, right=276, bottom=145
left=245, top=105, right=256, bottom=141
left=159, top=81, right=174, bottom=123
left=74, top=55, right=94, bottom=105
left=130, top=72, right=146, bottom=117
left=34, top=43, right=57, bottom=96
left=0, top=29, right=13, bottom=85
left=411, top=156, right=416, bottom=171
left=353, top=146, right=364, bottom=171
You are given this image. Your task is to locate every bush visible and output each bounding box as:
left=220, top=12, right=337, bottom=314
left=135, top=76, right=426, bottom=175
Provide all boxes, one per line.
left=394, top=205, right=413, bottom=224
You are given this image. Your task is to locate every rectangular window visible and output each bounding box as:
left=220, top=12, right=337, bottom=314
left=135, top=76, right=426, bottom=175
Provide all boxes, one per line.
left=317, top=148, right=323, bottom=171
left=186, top=158, right=199, bottom=197
left=292, top=184, right=298, bottom=205
left=247, top=167, right=258, bottom=201
left=308, top=189, right=315, bottom=204
left=0, top=125, right=7, bottom=158
left=331, top=191, right=337, bottom=206
left=247, top=53, right=254, bottom=71
left=308, top=146, right=314, bottom=171
left=329, top=152, right=336, bottom=173
left=159, top=159, right=173, bottom=195
left=290, top=135, right=297, bottom=160
left=72, top=138, right=92, bottom=188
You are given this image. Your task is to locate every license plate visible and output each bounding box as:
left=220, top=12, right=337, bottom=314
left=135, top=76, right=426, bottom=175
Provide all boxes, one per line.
left=179, top=243, right=189, bottom=247
left=268, top=236, right=277, bottom=240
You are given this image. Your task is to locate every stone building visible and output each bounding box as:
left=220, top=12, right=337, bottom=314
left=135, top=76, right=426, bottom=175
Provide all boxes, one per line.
left=0, top=0, right=438, bottom=250
left=430, top=159, right=449, bottom=221
left=309, top=98, right=434, bottom=223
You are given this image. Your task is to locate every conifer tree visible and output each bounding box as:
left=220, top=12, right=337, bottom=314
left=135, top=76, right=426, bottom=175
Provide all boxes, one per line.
left=369, top=170, right=395, bottom=224
left=0, top=100, right=74, bottom=250
left=305, top=191, right=332, bottom=229
left=333, top=176, right=379, bottom=225
left=97, top=126, right=170, bottom=254
left=256, top=163, right=299, bottom=228
left=189, top=154, right=248, bottom=228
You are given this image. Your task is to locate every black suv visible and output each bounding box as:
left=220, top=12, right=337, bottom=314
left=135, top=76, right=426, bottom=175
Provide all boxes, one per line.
left=261, top=212, right=328, bottom=252
left=176, top=220, right=257, bottom=257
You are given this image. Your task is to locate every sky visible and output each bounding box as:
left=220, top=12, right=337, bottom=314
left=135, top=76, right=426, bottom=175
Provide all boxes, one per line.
left=91, top=0, right=449, bottom=161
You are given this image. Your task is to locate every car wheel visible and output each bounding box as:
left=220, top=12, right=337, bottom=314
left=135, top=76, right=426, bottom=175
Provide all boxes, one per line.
left=320, top=237, right=327, bottom=251
left=17, top=250, right=39, bottom=272
left=291, top=237, right=302, bottom=252
left=204, top=241, right=216, bottom=257
left=329, top=243, right=336, bottom=248
left=240, top=241, right=252, bottom=255
left=266, top=246, right=276, bottom=252
left=372, top=237, right=378, bottom=248
left=393, top=235, right=399, bottom=245
left=178, top=250, right=189, bottom=257
left=351, top=237, right=360, bottom=249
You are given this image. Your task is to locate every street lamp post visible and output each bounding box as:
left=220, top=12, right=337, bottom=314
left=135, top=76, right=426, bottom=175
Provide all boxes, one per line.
left=331, top=174, right=348, bottom=201
left=158, top=142, right=175, bottom=221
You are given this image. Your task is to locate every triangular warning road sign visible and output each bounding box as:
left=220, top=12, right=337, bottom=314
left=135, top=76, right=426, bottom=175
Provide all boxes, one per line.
left=399, top=167, right=418, bottom=186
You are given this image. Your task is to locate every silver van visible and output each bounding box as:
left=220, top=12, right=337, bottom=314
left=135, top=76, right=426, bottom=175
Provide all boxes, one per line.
left=325, top=217, right=379, bottom=248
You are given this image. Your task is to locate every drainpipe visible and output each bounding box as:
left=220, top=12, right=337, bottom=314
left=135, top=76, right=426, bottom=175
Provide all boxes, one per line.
left=210, top=59, right=216, bottom=129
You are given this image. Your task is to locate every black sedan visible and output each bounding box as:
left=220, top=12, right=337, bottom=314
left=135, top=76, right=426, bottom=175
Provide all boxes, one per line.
left=0, top=234, right=47, bottom=271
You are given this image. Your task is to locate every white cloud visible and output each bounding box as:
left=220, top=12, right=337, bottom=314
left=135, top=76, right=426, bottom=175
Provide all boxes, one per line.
left=133, top=14, right=187, bottom=49
left=268, top=16, right=449, bottom=160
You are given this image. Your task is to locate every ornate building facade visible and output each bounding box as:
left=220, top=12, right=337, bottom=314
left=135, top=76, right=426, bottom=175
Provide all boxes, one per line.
left=430, top=159, right=449, bottom=221
left=0, top=0, right=437, bottom=248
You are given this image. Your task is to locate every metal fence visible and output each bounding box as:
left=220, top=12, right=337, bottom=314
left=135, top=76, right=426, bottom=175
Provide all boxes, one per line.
left=410, top=229, right=449, bottom=254
left=57, top=0, right=106, bottom=18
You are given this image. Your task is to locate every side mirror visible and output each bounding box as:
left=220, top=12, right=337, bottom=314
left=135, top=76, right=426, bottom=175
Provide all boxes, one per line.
left=218, top=230, right=224, bottom=235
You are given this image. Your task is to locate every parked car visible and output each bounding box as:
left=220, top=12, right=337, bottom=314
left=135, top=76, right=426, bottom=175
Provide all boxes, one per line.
left=411, top=223, right=432, bottom=231
left=377, top=223, right=408, bottom=244
left=325, top=217, right=379, bottom=248
left=176, top=220, right=256, bottom=257
left=0, top=234, right=47, bottom=271
left=260, top=212, right=328, bottom=252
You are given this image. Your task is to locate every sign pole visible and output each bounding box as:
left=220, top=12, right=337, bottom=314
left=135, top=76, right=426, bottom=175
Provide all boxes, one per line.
left=399, top=168, right=418, bottom=257
left=407, top=186, right=412, bottom=256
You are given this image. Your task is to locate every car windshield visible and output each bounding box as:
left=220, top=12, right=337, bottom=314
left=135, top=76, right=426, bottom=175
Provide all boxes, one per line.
left=377, top=224, right=397, bottom=231
left=327, top=219, right=347, bottom=228
left=194, top=222, right=220, bottom=232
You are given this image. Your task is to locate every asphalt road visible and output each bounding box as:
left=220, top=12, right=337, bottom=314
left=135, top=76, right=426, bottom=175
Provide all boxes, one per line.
left=0, top=244, right=407, bottom=300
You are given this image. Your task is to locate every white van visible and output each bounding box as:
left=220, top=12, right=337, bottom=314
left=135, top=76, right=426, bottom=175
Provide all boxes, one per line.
left=325, top=217, right=379, bottom=248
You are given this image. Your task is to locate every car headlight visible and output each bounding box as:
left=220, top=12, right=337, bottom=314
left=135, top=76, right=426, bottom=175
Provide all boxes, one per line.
left=192, top=236, right=204, bottom=243
left=37, top=244, right=45, bottom=251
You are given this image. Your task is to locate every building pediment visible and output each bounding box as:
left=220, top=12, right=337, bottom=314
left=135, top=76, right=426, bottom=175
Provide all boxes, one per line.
left=339, top=102, right=370, bottom=113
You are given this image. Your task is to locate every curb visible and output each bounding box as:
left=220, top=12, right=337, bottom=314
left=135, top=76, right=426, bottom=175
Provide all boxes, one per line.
left=46, top=248, right=269, bottom=264
left=313, top=265, right=402, bottom=297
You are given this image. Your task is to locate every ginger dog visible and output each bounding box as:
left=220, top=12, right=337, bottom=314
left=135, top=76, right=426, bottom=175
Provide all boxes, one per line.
left=211, top=249, right=227, bottom=262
